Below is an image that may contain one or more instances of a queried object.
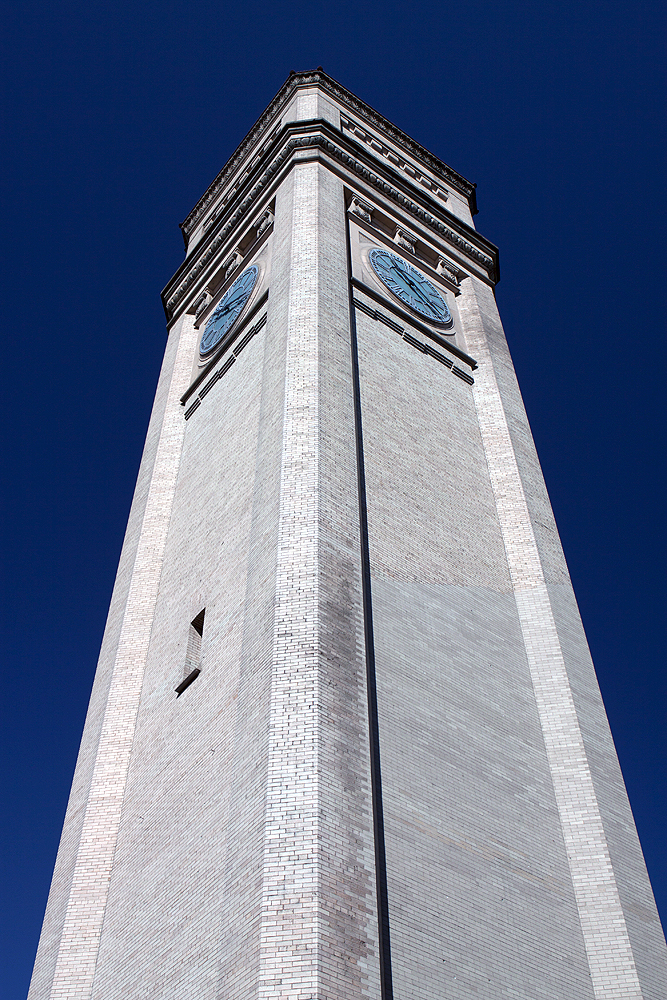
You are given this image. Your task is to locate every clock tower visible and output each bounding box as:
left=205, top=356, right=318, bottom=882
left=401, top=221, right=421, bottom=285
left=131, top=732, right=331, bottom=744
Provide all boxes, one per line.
left=29, top=70, right=666, bottom=1000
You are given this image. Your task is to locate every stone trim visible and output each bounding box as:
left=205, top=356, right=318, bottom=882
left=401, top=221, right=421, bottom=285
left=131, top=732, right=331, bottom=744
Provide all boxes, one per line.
left=257, top=161, right=321, bottom=999
left=46, top=315, right=199, bottom=1000
left=461, top=279, right=643, bottom=1000
left=165, top=210, right=273, bottom=319
left=347, top=194, right=466, bottom=295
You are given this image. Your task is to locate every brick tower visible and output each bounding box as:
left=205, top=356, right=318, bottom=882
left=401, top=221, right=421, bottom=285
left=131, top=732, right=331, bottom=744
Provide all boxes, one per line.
left=29, top=71, right=666, bottom=1000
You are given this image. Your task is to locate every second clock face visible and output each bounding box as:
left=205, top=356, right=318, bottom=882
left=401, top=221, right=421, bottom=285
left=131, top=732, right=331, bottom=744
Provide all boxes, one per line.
left=199, top=265, right=259, bottom=356
left=369, top=248, right=451, bottom=325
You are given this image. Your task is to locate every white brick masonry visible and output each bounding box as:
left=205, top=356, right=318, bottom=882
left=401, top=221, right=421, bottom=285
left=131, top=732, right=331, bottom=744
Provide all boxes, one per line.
left=257, top=161, right=321, bottom=999
left=47, top=314, right=199, bottom=1000
left=460, top=277, right=643, bottom=1000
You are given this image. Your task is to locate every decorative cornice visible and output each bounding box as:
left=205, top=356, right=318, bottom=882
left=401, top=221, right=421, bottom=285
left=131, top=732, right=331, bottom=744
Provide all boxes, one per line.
left=180, top=70, right=477, bottom=240
left=165, top=206, right=274, bottom=318
left=316, top=73, right=476, bottom=196
left=320, top=128, right=495, bottom=273
left=341, top=119, right=449, bottom=203
left=166, top=230, right=226, bottom=315
left=164, top=124, right=497, bottom=321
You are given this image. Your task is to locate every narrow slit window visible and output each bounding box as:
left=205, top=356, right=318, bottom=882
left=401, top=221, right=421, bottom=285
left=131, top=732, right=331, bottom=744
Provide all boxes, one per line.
left=176, top=608, right=205, bottom=696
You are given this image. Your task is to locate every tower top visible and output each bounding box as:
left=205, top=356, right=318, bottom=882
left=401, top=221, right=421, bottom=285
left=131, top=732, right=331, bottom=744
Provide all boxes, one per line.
left=179, top=69, right=478, bottom=244
left=164, top=70, right=496, bottom=326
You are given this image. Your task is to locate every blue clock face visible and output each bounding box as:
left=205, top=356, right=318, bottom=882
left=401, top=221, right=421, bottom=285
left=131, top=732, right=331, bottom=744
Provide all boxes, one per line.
left=369, top=248, right=451, bottom=325
left=199, top=265, right=259, bottom=356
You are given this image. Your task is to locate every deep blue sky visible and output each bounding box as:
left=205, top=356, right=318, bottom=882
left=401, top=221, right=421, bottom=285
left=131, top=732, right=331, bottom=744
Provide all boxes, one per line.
left=1, top=1, right=665, bottom=996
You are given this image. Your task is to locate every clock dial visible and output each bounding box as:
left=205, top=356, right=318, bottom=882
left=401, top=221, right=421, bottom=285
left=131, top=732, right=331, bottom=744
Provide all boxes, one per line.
left=368, top=248, right=451, bottom=325
left=199, top=265, right=259, bottom=356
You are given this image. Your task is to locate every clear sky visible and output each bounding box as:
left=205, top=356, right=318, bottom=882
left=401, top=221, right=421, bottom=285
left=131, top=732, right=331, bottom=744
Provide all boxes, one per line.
left=1, top=1, right=665, bottom=996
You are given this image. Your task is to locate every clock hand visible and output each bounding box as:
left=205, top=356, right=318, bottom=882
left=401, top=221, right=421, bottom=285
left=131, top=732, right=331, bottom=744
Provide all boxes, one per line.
left=400, top=273, right=438, bottom=315
left=216, top=293, right=244, bottom=317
